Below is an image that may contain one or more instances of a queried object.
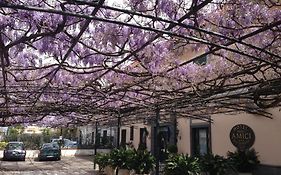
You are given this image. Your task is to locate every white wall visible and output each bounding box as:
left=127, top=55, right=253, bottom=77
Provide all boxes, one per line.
left=0, top=149, right=111, bottom=158
left=78, top=125, right=94, bottom=145
left=120, top=124, right=151, bottom=151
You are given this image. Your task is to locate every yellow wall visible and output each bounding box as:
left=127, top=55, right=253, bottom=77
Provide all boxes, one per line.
left=175, top=108, right=281, bottom=166
left=211, top=108, right=281, bottom=166
left=23, top=126, right=44, bottom=134
left=177, top=118, right=191, bottom=154
left=117, top=108, right=281, bottom=166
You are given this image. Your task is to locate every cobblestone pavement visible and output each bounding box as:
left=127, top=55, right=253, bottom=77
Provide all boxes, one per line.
left=0, top=156, right=97, bottom=175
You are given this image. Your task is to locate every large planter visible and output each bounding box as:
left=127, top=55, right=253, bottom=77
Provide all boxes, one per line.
left=104, top=166, right=115, bottom=175
left=133, top=171, right=150, bottom=175
left=200, top=173, right=219, bottom=175
left=118, top=169, right=131, bottom=175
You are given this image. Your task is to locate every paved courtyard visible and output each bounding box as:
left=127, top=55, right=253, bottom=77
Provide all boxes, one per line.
left=0, top=156, right=97, bottom=175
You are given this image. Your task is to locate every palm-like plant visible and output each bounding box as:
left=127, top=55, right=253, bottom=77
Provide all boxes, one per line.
left=199, top=153, right=232, bottom=175
left=133, top=150, right=155, bottom=174
left=227, top=148, right=260, bottom=173
left=164, top=154, right=201, bottom=175
left=95, top=153, right=111, bottom=171
left=110, top=148, right=136, bottom=170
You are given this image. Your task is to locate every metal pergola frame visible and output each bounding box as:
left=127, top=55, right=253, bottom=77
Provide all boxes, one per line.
left=0, top=0, right=280, bottom=127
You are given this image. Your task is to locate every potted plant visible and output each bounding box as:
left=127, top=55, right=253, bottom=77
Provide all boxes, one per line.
left=164, top=154, right=201, bottom=175
left=110, top=148, right=135, bottom=175
left=132, top=150, right=155, bottom=175
left=95, top=153, right=115, bottom=175
left=199, top=153, right=232, bottom=175
left=227, top=148, right=260, bottom=175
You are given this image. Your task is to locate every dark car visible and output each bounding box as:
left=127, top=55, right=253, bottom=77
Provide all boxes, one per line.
left=38, top=143, right=61, bottom=161
left=3, top=142, right=26, bottom=161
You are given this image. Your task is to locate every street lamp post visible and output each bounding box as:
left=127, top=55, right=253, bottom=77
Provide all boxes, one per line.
left=94, top=120, right=98, bottom=170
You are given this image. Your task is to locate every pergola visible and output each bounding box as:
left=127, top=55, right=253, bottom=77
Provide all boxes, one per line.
left=0, top=0, right=280, bottom=127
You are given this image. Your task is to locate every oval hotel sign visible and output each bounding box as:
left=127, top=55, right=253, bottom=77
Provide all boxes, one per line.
left=230, top=124, right=255, bottom=150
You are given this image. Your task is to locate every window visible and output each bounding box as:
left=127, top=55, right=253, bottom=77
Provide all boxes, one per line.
left=91, top=132, right=95, bottom=144
left=8, top=143, right=24, bottom=150
left=191, top=126, right=210, bottom=156
left=130, top=126, right=134, bottom=141
left=140, top=128, right=147, bottom=145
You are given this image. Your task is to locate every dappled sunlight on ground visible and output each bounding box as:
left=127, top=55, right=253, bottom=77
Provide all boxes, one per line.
left=0, top=156, right=97, bottom=175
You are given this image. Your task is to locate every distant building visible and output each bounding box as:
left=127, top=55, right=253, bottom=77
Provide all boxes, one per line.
left=77, top=124, right=118, bottom=148
left=23, top=125, right=44, bottom=134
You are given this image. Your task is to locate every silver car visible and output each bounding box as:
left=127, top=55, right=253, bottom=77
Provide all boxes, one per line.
left=3, top=142, right=26, bottom=161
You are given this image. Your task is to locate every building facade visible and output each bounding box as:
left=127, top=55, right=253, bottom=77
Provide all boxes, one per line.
left=116, top=107, right=281, bottom=174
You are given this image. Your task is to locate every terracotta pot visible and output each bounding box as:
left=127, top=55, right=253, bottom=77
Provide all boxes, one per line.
left=104, top=166, right=115, bottom=175
left=239, top=173, right=252, bottom=175
left=118, top=169, right=131, bottom=175
left=200, top=172, right=209, bottom=175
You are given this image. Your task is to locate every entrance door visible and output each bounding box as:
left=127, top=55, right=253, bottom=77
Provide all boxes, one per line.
left=191, top=127, right=210, bottom=156
left=121, top=129, right=127, bottom=147
left=102, top=130, right=108, bottom=145
left=158, top=126, right=170, bottom=161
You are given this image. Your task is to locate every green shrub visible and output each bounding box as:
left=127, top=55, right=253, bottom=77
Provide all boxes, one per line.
left=95, top=153, right=111, bottom=171
left=110, top=148, right=136, bottom=170
left=137, top=143, right=147, bottom=151
left=106, top=148, right=155, bottom=173
left=21, top=134, right=42, bottom=149
left=5, top=133, right=42, bottom=149
left=0, top=142, right=8, bottom=150
left=199, top=153, right=232, bottom=175
left=164, top=154, right=201, bottom=175
left=227, top=148, right=260, bottom=173
left=132, top=150, right=155, bottom=174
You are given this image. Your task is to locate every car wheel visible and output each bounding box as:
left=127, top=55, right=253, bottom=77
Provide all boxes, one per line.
left=22, top=157, right=25, bottom=161
left=57, top=157, right=61, bottom=161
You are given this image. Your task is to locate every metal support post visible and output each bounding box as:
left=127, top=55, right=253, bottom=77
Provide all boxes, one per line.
left=155, top=107, right=160, bottom=175
left=173, top=112, right=178, bottom=145
left=117, top=115, right=121, bottom=149
left=116, top=114, right=121, bottom=175
left=94, top=121, right=98, bottom=170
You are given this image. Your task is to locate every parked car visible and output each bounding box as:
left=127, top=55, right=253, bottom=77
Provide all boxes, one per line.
left=3, top=142, right=26, bottom=161
left=38, top=143, right=61, bottom=161
left=51, top=138, right=77, bottom=148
